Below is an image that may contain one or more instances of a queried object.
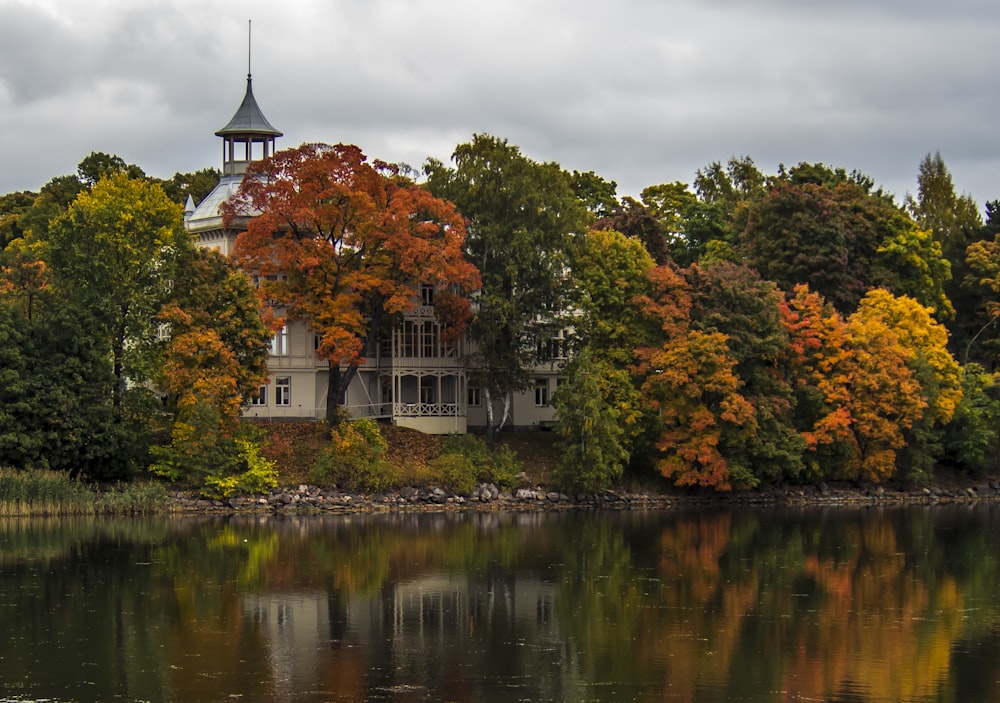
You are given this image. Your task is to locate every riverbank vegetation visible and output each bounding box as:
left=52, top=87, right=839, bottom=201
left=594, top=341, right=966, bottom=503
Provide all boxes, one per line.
left=0, top=468, right=168, bottom=516
left=4, top=147, right=1000, bottom=499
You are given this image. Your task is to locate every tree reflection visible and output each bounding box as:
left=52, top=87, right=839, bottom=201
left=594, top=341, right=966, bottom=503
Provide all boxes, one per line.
left=1, top=508, right=999, bottom=702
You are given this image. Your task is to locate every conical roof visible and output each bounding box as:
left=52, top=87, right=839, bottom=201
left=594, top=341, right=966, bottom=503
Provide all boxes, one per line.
left=215, top=75, right=282, bottom=137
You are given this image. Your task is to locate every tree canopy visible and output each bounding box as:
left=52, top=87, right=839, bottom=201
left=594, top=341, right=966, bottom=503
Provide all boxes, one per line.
left=224, top=142, right=480, bottom=425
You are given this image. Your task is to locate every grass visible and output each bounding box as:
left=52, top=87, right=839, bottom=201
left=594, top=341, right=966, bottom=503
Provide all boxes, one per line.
left=0, top=468, right=168, bottom=517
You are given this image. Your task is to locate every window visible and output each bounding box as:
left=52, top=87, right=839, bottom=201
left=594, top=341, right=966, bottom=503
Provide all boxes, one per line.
left=467, top=385, right=481, bottom=407
left=421, top=322, right=438, bottom=358
left=402, top=321, right=417, bottom=357
left=534, top=380, right=549, bottom=407
left=250, top=386, right=267, bottom=406
left=270, top=324, right=288, bottom=356
left=420, top=284, right=435, bottom=306
left=275, top=377, right=291, bottom=406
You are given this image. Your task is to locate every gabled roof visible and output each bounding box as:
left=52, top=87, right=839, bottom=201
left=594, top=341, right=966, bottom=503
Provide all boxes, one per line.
left=215, top=76, right=282, bottom=137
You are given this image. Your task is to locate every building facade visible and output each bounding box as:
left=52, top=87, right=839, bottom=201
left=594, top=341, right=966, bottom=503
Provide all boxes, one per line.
left=185, top=75, right=563, bottom=433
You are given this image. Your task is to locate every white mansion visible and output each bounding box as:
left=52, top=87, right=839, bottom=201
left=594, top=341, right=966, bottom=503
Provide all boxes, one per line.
left=184, top=75, right=563, bottom=433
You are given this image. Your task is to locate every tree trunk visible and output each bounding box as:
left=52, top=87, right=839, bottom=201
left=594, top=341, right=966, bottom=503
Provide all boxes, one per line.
left=483, top=387, right=512, bottom=440
left=326, top=362, right=358, bottom=429
left=484, top=387, right=497, bottom=440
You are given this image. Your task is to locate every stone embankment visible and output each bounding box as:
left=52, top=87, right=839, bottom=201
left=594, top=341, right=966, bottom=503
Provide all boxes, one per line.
left=168, top=479, right=1000, bottom=514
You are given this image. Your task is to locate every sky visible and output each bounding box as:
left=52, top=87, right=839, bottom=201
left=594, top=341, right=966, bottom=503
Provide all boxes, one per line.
left=2, top=0, right=999, bottom=211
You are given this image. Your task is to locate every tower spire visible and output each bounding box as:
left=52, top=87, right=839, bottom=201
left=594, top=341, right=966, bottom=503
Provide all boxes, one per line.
left=214, top=21, right=282, bottom=176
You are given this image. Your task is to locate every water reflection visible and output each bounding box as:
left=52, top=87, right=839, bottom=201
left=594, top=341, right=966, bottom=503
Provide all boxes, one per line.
left=1, top=507, right=999, bottom=702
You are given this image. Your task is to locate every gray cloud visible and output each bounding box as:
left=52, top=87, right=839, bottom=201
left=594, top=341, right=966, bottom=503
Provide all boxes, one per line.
left=2, top=0, right=998, bottom=212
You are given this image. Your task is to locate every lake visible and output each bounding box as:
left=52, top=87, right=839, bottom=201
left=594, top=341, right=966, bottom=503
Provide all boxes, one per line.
left=1, top=506, right=999, bottom=702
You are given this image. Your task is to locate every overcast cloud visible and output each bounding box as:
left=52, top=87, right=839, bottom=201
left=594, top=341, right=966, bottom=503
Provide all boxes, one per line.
left=2, top=0, right=999, bottom=210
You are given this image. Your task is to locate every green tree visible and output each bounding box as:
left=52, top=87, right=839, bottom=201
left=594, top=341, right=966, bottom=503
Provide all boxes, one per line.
left=0, top=257, right=118, bottom=477
left=961, top=227, right=1000, bottom=365
left=941, top=364, right=1000, bottom=474
left=556, top=229, right=655, bottom=487
left=569, top=170, right=619, bottom=219
left=639, top=182, right=695, bottom=264
left=43, top=174, right=187, bottom=422
left=424, top=134, right=587, bottom=436
left=905, top=152, right=984, bottom=354
left=569, top=228, right=656, bottom=363
left=158, top=168, right=222, bottom=207
left=553, top=348, right=637, bottom=492
left=906, top=152, right=982, bottom=263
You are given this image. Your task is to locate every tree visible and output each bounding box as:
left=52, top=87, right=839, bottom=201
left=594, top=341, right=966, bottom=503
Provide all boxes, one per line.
left=905, top=152, right=984, bottom=354
left=553, top=348, right=637, bottom=492
left=554, top=229, right=655, bottom=488
left=852, top=289, right=962, bottom=481
left=942, top=364, right=1000, bottom=474
left=224, top=142, right=480, bottom=425
left=739, top=173, right=951, bottom=316
left=569, top=228, right=656, bottom=363
left=424, top=134, right=587, bottom=436
left=596, top=197, right=670, bottom=265
left=158, top=168, right=222, bottom=207
left=635, top=265, right=758, bottom=490
left=906, top=152, right=982, bottom=264
left=686, top=262, right=806, bottom=483
left=43, top=173, right=187, bottom=419
left=964, top=233, right=1000, bottom=364
left=840, top=300, right=928, bottom=481
left=739, top=180, right=882, bottom=313
left=641, top=181, right=705, bottom=266
left=0, top=191, right=36, bottom=252
left=150, top=245, right=274, bottom=488
left=569, top=170, right=619, bottom=220
left=163, top=246, right=273, bottom=407
left=779, top=285, right=857, bottom=479
left=0, top=254, right=119, bottom=477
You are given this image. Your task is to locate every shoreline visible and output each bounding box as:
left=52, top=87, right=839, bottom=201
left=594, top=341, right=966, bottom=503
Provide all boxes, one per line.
left=167, top=478, right=1000, bottom=515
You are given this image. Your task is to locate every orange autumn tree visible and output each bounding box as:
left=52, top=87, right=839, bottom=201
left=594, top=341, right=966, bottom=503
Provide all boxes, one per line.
left=222, top=143, right=480, bottom=425
left=635, top=265, right=757, bottom=490
left=780, top=284, right=857, bottom=478
left=782, top=285, right=944, bottom=482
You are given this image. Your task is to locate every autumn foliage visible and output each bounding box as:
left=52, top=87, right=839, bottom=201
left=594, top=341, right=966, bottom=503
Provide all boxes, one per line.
left=222, top=143, right=480, bottom=423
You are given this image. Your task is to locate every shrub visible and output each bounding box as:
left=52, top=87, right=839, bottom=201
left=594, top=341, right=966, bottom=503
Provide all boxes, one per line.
left=151, top=423, right=277, bottom=498
left=311, top=418, right=399, bottom=493
left=426, top=434, right=522, bottom=492
left=202, top=431, right=278, bottom=499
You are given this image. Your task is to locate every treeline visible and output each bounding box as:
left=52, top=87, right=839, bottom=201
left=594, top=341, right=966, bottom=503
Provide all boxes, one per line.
left=0, top=153, right=276, bottom=493
left=2, top=143, right=1000, bottom=494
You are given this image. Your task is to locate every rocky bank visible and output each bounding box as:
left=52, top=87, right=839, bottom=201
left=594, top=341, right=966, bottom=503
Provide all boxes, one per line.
left=168, top=478, right=1000, bottom=515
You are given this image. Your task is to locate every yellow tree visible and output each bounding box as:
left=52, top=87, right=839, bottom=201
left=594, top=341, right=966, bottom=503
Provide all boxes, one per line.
left=850, top=289, right=962, bottom=480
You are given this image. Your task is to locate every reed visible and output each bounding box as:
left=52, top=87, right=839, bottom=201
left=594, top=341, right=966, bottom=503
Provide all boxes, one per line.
left=0, top=468, right=168, bottom=516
